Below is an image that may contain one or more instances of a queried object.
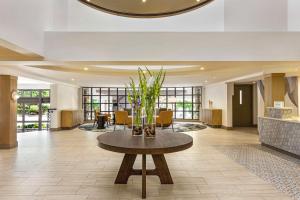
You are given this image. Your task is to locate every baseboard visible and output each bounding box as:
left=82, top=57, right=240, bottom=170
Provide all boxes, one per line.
left=50, top=128, right=61, bottom=132
left=261, top=143, right=300, bottom=159
left=0, top=141, right=18, bottom=149
left=61, top=124, right=82, bottom=130
left=51, top=124, right=83, bottom=132
left=222, top=126, right=233, bottom=130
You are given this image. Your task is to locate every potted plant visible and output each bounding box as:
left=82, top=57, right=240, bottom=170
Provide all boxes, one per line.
left=126, top=67, right=166, bottom=137
left=143, top=68, right=166, bottom=137
left=127, top=77, right=143, bottom=136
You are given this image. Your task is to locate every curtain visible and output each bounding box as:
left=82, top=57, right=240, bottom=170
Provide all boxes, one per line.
left=285, top=77, right=298, bottom=107
left=257, top=80, right=265, bottom=101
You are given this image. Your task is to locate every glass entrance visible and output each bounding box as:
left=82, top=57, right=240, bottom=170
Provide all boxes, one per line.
left=17, top=90, right=50, bottom=132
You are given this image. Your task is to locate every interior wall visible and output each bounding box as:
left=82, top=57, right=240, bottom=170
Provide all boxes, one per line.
left=224, top=0, right=287, bottom=31
left=226, top=82, right=234, bottom=128
left=44, top=32, right=300, bottom=61
left=253, top=83, right=258, bottom=125
left=0, top=0, right=50, bottom=54
left=47, top=0, right=68, bottom=30
left=204, top=82, right=230, bottom=127
left=50, top=84, right=80, bottom=129
left=288, top=0, right=300, bottom=31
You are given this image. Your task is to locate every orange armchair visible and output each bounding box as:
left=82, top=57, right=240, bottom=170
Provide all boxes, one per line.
left=156, top=111, right=174, bottom=132
left=114, top=111, right=132, bottom=130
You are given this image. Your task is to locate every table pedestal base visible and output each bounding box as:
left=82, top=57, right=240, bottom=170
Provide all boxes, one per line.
left=115, top=154, right=173, bottom=199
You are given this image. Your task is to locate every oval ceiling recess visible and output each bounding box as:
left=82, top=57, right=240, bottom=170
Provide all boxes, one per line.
left=78, top=0, right=214, bottom=18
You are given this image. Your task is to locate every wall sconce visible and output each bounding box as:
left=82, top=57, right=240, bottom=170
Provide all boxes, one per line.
left=11, top=90, right=20, bottom=102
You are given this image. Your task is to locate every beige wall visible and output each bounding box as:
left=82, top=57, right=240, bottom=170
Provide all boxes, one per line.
left=204, top=82, right=233, bottom=128
left=50, top=84, right=80, bottom=129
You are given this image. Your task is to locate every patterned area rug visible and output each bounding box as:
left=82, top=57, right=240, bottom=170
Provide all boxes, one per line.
left=216, top=144, right=300, bottom=200
left=79, top=122, right=206, bottom=133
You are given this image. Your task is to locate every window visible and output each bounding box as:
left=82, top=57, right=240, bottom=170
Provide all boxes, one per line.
left=82, top=87, right=202, bottom=120
left=17, top=89, right=50, bottom=132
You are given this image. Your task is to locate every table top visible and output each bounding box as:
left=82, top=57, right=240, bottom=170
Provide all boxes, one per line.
left=97, top=131, right=193, bottom=154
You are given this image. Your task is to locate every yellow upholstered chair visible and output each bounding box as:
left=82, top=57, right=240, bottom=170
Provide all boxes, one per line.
left=114, top=111, right=132, bottom=130
left=156, top=110, right=174, bottom=132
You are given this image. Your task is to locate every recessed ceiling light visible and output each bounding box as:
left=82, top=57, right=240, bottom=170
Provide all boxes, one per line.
left=200, top=67, right=205, bottom=70
left=197, top=0, right=201, bottom=2
left=87, top=0, right=90, bottom=2
left=84, top=67, right=89, bottom=71
left=142, top=0, right=146, bottom=2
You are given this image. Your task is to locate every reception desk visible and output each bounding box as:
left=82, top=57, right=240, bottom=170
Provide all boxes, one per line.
left=258, top=116, right=300, bottom=157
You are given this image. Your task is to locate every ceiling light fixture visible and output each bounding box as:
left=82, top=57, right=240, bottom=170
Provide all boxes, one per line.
left=200, top=67, right=205, bottom=70
left=79, top=0, right=213, bottom=18
left=84, top=67, right=89, bottom=71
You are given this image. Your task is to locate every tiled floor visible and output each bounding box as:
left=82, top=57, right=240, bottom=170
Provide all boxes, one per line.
left=0, top=126, right=294, bottom=200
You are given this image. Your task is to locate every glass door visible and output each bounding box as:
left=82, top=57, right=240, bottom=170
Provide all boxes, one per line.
left=17, top=89, right=50, bottom=132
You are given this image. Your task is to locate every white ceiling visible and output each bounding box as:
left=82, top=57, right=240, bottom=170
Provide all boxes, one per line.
left=18, top=77, right=51, bottom=85
left=1, top=0, right=300, bottom=87
left=92, top=65, right=196, bottom=70
left=2, top=61, right=298, bottom=87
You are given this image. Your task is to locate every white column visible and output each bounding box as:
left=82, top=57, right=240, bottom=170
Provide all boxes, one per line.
left=226, top=82, right=234, bottom=128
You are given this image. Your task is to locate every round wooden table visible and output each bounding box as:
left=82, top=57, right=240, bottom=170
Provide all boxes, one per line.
left=97, top=131, right=193, bottom=199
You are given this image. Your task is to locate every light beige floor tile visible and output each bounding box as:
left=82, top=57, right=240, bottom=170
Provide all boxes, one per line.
left=35, top=186, right=80, bottom=195
left=0, top=127, right=293, bottom=200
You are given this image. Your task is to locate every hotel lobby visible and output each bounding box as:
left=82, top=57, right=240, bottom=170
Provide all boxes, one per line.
left=0, top=0, right=300, bottom=200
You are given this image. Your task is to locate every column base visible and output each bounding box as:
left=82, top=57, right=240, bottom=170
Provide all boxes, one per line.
left=0, top=141, right=18, bottom=149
